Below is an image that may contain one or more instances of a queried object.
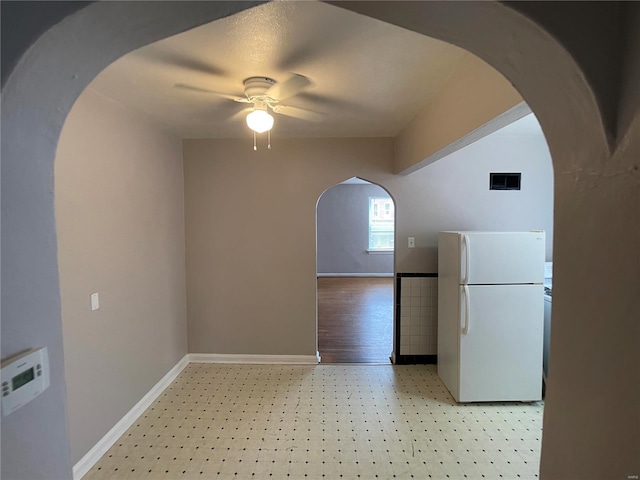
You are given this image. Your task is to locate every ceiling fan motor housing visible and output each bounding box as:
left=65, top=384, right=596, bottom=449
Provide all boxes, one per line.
left=243, top=77, right=276, bottom=102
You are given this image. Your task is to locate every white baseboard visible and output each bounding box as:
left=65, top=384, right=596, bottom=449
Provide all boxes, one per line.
left=73, top=355, right=190, bottom=480
left=189, top=353, right=320, bottom=364
left=317, top=273, right=393, bottom=278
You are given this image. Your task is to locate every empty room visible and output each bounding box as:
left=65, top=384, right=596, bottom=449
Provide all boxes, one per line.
left=2, top=2, right=638, bottom=480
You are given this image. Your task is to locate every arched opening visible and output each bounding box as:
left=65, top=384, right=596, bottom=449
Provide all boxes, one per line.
left=2, top=2, right=637, bottom=479
left=316, top=177, right=395, bottom=363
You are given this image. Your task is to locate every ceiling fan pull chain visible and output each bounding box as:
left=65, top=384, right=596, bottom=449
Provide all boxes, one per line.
left=253, top=131, right=257, bottom=151
left=268, top=130, right=271, bottom=150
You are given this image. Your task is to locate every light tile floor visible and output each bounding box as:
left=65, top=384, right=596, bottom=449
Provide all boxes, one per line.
left=84, top=364, right=542, bottom=479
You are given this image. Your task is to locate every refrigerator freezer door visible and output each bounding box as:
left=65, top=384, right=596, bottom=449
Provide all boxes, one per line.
left=458, top=284, right=544, bottom=402
left=461, top=232, right=545, bottom=285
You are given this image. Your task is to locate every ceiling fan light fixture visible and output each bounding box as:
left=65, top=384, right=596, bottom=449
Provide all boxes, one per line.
left=246, top=108, right=274, bottom=133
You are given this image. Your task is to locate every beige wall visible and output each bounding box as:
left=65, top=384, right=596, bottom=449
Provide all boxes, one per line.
left=184, top=127, right=552, bottom=355
left=538, top=4, right=640, bottom=477
left=394, top=53, right=523, bottom=173
left=183, top=138, right=395, bottom=355
left=55, top=89, right=188, bottom=464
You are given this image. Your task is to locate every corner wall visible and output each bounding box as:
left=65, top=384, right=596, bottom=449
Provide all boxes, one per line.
left=55, top=89, right=188, bottom=464
left=393, top=52, right=523, bottom=173
left=398, top=117, right=554, bottom=269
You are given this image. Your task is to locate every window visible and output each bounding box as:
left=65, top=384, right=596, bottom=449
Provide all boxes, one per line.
left=369, top=197, right=394, bottom=251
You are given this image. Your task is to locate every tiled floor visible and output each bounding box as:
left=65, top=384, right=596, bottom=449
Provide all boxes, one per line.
left=85, top=364, right=543, bottom=479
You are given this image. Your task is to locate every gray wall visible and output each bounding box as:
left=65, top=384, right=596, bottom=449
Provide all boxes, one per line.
left=55, top=88, right=188, bottom=464
left=317, top=183, right=394, bottom=274
left=0, top=1, right=91, bottom=87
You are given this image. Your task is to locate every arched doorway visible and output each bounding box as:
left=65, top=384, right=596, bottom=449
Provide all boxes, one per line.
left=316, top=178, right=395, bottom=363
left=2, top=2, right=637, bottom=479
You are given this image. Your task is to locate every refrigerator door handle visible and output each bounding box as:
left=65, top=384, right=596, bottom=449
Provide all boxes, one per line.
left=461, top=234, right=471, bottom=284
left=461, top=285, right=471, bottom=335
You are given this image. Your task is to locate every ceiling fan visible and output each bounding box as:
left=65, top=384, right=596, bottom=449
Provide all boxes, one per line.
left=175, top=74, right=321, bottom=150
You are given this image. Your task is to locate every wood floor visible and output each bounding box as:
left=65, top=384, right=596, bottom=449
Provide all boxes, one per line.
left=317, top=277, right=394, bottom=363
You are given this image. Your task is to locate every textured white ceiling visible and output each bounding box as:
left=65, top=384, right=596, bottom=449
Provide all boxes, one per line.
left=90, top=1, right=467, bottom=139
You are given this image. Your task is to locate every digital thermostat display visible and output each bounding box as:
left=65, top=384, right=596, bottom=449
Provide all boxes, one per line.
left=1, top=347, right=50, bottom=416
left=12, top=368, right=35, bottom=391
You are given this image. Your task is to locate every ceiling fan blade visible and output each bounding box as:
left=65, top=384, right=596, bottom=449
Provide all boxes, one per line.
left=297, top=91, right=370, bottom=113
left=226, top=107, right=253, bottom=123
left=136, top=48, right=227, bottom=78
left=174, top=83, right=250, bottom=102
left=265, top=74, right=311, bottom=101
left=272, top=105, right=322, bottom=122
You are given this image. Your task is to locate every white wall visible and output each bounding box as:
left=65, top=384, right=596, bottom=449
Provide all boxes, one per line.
left=401, top=113, right=554, bottom=267
left=55, top=88, right=188, bottom=464
left=313, top=116, right=555, bottom=278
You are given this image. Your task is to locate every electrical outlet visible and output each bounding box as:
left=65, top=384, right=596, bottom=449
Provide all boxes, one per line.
left=408, top=237, right=415, bottom=248
left=91, top=293, right=99, bottom=311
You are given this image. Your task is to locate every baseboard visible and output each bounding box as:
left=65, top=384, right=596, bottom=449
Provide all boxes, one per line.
left=73, top=354, right=190, bottom=480
left=395, top=354, right=437, bottom=365
left=317, top=273, right=393, bottom=278
left=189, top=353, right=320, bottom=364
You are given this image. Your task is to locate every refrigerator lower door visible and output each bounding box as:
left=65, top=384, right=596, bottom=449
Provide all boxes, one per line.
left=458, top=284, right=543, bottom=402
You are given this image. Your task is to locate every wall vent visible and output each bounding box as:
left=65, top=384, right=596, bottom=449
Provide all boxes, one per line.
left=490, top=172, right=521, bottom=190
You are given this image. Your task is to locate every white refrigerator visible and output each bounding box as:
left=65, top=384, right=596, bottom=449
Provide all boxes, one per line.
left=437, top=231, right=545, bottom=402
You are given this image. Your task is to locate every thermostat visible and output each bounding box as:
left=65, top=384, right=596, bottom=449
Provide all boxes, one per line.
left=1, top=347, right=50, bottom=416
